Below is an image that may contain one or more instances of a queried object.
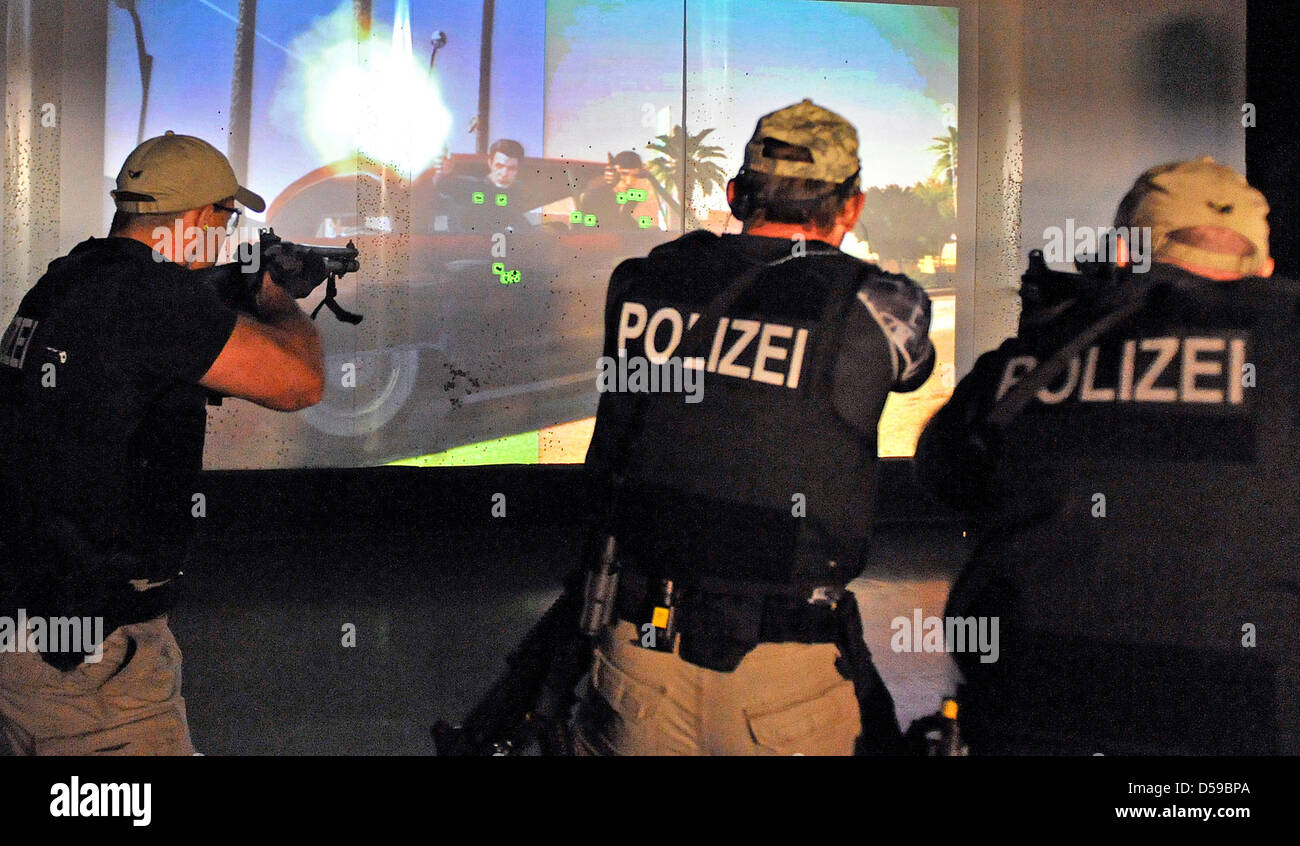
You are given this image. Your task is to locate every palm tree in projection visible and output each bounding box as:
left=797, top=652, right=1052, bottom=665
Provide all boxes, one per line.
left=926, top=125, right=958, bottom=217
left=645, top=125, right=729, bottom=230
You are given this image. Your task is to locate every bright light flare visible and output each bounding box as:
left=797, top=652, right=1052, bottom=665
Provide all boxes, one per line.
left=271, top=1, right=451, bottom=175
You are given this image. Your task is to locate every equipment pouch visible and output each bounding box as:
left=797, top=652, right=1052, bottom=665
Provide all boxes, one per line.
left=676, top=592, right=764, bottom=672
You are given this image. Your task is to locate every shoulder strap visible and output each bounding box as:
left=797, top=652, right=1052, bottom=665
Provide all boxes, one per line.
left=674, top=254, right=776, bottom=361
left=610, top=246, right=850, bottom=475
left=984, top=275, right=1164, bottom=431
left=676, top=247, right=863, bottom=360
left=602, top=245, right=773, bottom=486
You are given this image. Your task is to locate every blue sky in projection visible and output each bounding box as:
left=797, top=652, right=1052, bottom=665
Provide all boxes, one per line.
left=546, top=0, right=957, bottom=212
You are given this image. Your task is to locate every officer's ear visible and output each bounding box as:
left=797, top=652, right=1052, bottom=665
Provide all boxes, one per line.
left=1115, top=233, right=1130, bottom=269
left=725, top=179, right=737, bottom=208
left=837, top=191, right=865, bottom=232
left=196, top=202, right=230, bottom=234
left=1258, top=256, right=1275, bottom=278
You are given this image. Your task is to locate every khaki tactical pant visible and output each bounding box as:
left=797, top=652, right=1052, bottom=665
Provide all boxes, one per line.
left=0, top=615, right=195, bottom=756
left=574, top=620, right=862, bottom=755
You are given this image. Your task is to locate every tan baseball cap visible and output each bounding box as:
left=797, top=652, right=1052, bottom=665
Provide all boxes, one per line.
left=111, top=131, right=266, bottom=214
left=1115, top=156, right=1270, bottom=276
left=742, top=99, right=860, bottom=184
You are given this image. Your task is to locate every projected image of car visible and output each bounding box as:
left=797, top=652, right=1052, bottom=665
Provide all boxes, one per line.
left=244, top=153, right=672, bottom=468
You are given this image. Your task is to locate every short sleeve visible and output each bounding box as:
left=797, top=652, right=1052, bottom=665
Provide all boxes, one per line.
left=856, top=271, right=936, bottom=392
left=121, top=267, right=239, bottom=384
left=830, top=268, right=937, bottom=434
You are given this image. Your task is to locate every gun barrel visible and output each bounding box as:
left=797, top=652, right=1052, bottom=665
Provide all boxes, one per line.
left=322, top=254, right=360, bottom=274
left=294, top=244, right=357, bottom=258
left=271, top=242, right=361, bottom=276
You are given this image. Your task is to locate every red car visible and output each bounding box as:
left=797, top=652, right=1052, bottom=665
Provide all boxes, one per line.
left=204, top=153, right=673, bottom=468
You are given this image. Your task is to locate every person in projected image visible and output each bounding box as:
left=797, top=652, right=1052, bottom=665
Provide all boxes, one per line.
left=578, top=150, right=661, bottom=231
left=915, top=157, right=1297, bottom=755
left=0, top=132, right=324, bottom=755
left=573, top=100, right=935, bottom=755
left=436, top=138, right=535, bottom=235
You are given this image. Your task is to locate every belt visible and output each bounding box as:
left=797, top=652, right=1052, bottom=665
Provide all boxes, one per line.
left=614, top=569, right=842, bottom=644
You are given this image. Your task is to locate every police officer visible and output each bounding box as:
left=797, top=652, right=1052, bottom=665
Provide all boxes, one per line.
left=915, top=157, right=1299, bottom=755
left=0, top=132, right=324, bottom=755
left=574, top=100, right=936, bottom=756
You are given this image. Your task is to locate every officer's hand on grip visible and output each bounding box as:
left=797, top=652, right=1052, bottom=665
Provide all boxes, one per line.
left=267, top=249, right=330, bottom=299
left=254, top=269, right=296, bottom=317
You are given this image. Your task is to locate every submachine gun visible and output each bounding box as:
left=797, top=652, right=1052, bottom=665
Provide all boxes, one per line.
left=192, top=228, right=362, bottom=404
left=1016, top=246, right=1130, bottom=335
left=432, top=536, right=621, bottom=756
left=193, top=227, right=363, bottom=324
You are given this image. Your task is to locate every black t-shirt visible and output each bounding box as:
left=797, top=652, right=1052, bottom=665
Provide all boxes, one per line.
left=0, top=237, right=238, bottom=616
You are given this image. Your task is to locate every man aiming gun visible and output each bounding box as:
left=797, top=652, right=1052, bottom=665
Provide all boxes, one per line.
left=0, top=131, right=324, bottom=755
left=915, top=158, right=1297, bottom=754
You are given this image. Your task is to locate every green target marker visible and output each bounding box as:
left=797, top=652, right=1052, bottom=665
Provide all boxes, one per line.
left=472, top=191, right=485, bottom=204
left=495, top=193, right=508, bottom=206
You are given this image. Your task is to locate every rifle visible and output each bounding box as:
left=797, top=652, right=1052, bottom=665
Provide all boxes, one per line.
left=192, top=227, right=363, bottom=324
left=433, top=536, right=620, bottom=756
left=192, top=228, right=362, bottom=405
left=1017, top=247, right=1126, bottom=336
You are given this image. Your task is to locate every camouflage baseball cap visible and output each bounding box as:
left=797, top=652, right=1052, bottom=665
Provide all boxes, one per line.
left=742, top=99, right=860, bottom=183
left=111, top=131, right=266, bottom=214
left=1115, top=156, right=1270, bottom=276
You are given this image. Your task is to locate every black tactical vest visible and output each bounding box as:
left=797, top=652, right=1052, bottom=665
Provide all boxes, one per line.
left=941, top=265, right=1300, bottom=754
left=596, top=231, right=894, bottom=592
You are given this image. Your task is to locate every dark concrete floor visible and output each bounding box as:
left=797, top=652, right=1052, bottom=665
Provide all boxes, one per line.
left=171, top=521, right=968, bottom=755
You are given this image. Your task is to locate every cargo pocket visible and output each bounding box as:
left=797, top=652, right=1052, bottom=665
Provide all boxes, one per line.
left=744, top=679, right=861, bottom=756
left=589, top=645, right=667, bottom=723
